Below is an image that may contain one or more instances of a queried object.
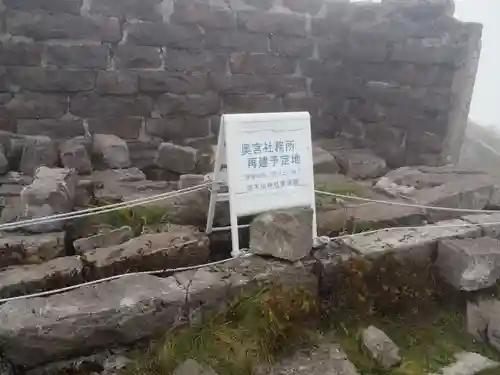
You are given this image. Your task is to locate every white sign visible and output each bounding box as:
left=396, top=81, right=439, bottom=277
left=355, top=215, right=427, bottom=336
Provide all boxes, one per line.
left=206, top=112, right=317, bottom=257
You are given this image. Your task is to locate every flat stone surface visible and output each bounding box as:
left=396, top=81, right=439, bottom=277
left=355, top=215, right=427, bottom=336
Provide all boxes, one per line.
left=313, top=146, right=340, bottom=174
left=155, top=142, right=198, bottom=174
left=333, top=149, right=386, bottom=179
left=462, top=212, right=500, bottom=238
left=257, top=343, right=359, bottom=375
left=0, top=274, right=185, bottom=368
left=82, top=226, right=210, bottom=278
left=0, top=231, right=65, bottom=268
left=73, top=226, right=134, bottom=254
left=250, top=208, right=313, bottom=261
left=339, top=220, right=481, bottom=263
left=0, top=256, right=83, bottom=298
left=436, top=237, right=500, bottom=291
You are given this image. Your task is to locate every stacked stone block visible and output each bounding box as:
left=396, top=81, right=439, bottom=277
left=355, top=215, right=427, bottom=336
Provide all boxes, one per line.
left=0, top=0, right=482, bottom=168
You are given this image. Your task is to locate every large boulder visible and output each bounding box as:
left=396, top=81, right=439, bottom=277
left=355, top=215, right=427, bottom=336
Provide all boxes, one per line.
left=250, top=208, right=313, bottom=261
left=313, top=146, right=340, bottom=174
left=332, top=149, right=386, bottom=179
left=73, top=226, right=134, bottom=254
left=155, top=142, right=199, bottom=174
left=20, top=167, right=78, bottom=233
left=93, top=134, right=131, bottom=169
left=59, top=137, right=93, bottom=174
left=82, top=225, right=210, bottom=278
left=436, top=237, right=500, bottom=291
left=19, top=136, right=58, bottom=176
left=361, top=326, right=401, bottom=368
left=0, top=274, right=186, bottom=368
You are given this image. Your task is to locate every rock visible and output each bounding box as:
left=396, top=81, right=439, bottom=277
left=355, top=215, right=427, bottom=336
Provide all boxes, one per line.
left=173, top=359, right=218, bottom=375
left=0, top=231, right=65, bottom=268
left=333, top=149, right=386, bottom=179
left=178, top=174, right=206, bottom=189
left=0, top=145, right=9, bottom=175
left=60, top=137, right=93, bottom=174
left=20, top=167, right=78, bottom=233
left=0, top=274, right=185, bottom=368
left=374, top=176, right=415, bottom=198
left=313, top=243, right=357, bottom=294
left=436, top=237, right=500, bottom=291
left=258, top=343, right=359, bottom=375
left=93, top=134, right=131, bottom=169
left=92, top=167, right=146, bottom=184
left=250, top=208, right=313, bottom=261
left=25, top=351, right=114, bottom=375
left=0, top=356, right=14, bottom=375
left=339, top=220, right=481, bottom=264
left=466, top=298, right=500, bottom=351
left=0, top=256, right=83, bottom=298
left=428, top=352, right=499, bottom=375
left=313, top=146, right=340, bottom=174
left=73, top=226, right=134, bottom=254
left=82, top=225, right=210, bottom=278
left=361, top=326, right=401, bottom=368
left=155, top=142, right=198, bottom=174
left=461, top=212, right=500, bottom=238
left=19, top=136, right=58, bottom=176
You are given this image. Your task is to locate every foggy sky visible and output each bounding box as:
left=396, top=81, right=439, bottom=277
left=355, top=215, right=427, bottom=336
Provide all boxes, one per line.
left=455, top=0, right=500, bottom=126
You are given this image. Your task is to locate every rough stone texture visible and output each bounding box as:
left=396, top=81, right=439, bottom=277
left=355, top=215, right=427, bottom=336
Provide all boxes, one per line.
left=0, top=256, right=83, bottom=298
left=0, top=274, right=185, bottom=368
left=429, top=352, right=499, bottom=375
left=82, top=226, right=210, bottom=278
left=173, top=360, right=218, bottom=375
left=250, top=208, right=313, bottom=262
left=333, top=149, right=387, bottom=179
left=19, top=136, right=58, bottom=176
left=20, top=167, right=78, bottom=233
left=436, top=237, right=500, bottom=291
left=0, top=0, right=481, bottom=168
left=93, top=134, right=131, bottom=169
left=0, top=232, right=65, bottom=268
left=462, top=213, right=500, bottom=238
left=361, top=326, right=401, bottom=368
left=59, top=137, right=93, bottom=174
left=155, top=143, right=198, bottom=174
left=312, top=146, right=340, bottom=174
left=466, top=298, right=500, bottom=352
left=339, top=219, right=482, bottom=264
left=73, top=226, right=134, bottom=255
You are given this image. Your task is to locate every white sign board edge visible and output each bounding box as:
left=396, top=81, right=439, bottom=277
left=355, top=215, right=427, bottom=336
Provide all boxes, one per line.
left=220, top=111, right=318, bottom=256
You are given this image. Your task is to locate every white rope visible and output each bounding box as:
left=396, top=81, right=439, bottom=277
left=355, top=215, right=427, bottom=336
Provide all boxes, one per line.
left=315, top=189, right=500, bottom=214
left=0, top=246, right=253, bottom=303
left=0, top=182, right=212, bottom=231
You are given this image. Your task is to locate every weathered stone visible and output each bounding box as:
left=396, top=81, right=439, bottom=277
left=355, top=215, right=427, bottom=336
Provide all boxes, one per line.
left=93, top=134, right=131, bottom=169
left=462, top=213, right=500, bottom=238
left=155, top=142, right=198, bottom=174
left=88, top=0, right=162, bottom=21
left=114, top=45, right=162, bottom=69
left=259, top=343, right=359, bottom=375
left=91, top=167, right=145, bottom=185
left=173, top=359, right=218, bottom=375
left=339, top=220, right=481, bottom=264
left=7, top=12, right=121, bottom=42
left=7, top=67, right=95, bottom=92
left=230, top=52, right=296, bottom=75
left=205, top=30, right=268, bottom=52
left=333, top=149, right=387, bottom=179
left=466, top=298, right=500, bottom=353
left=428, top=352, right=499, bottom=375
left=20, top=167, right=78, bottom=232
left=172, top=3, right=237, bottom=30
left=178, top=174, right=206, bottom=190
left=45, top=45, right=109, bottom=69
left=361, top=326, right=401, bottom=368
left=19, top=136, right=58, bottom=176
left=224, top=94, right=282, bottom=113
left=3, top=0, right=83, bottom=15
left=164, top=50, right=227, bottom=73
left=73, top=226, right=134, bottom=255
left=70, top=93, right=152, bottom=118
left=87, top=117, right=143, bottom=140
left=82, top=227, right=210, bottom=278
left=313, top=146, right=340, bottom=174
left=250, top=208, right=313, bottom=262
left=146, top=117, right=210, bottom=140
left=138, top=71, right=208, bottom=94
left=0, top=232, right=65, bottom=268
left=0, top=145, right=9, bottom=175
left=125, top=22, right=203, bottom=48
left=17, top=119, right=85, bottom=139
left=0, top=41, right=43, bottom=66
left=60, top=137, right=93, bottom=174
left=313, top=243, right=357, bottom=294
left=6, top=93, right=67, bottom=119
left=436, top=237, right=500, bottom=292
left=270, top=35, right=315, bottom=57
left=156, top=93, right=220, bottom=117
left=238, top=11, right=307, bottom=37
left=96, top=71, right=138, bottom=95
left=0, top=274, right=185, bottom=367
left=0, top=256, right=83, bottom=298
left=127, top=139, right=162, bottom=169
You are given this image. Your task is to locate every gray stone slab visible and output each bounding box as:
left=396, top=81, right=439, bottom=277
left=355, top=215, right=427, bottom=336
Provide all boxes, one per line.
left=462, top=212, right=500, bottom=238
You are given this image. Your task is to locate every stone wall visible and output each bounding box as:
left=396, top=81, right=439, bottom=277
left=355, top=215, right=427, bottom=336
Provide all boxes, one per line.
left=0, top=0, right=482, bottom=168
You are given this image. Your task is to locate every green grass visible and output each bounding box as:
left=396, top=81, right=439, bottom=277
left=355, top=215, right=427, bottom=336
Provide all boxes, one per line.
left=329, top=308, right=500, bottom=375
